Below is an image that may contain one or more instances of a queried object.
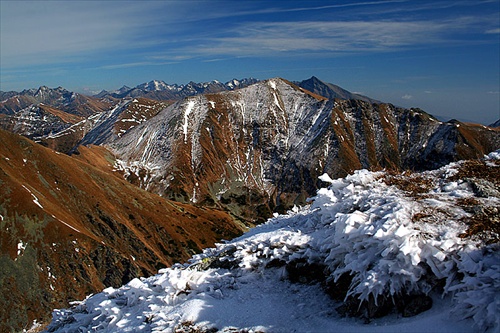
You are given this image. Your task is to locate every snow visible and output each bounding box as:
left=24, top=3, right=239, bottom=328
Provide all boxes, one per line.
left=50, top=214, right=82, bottom=234
left=17, top=240, right=27, bottom=256
left=47, top=152, right=499, bottom=333
left=22, top=184, right=44, bottom=209
left=183, top=100, right=196, bottom=143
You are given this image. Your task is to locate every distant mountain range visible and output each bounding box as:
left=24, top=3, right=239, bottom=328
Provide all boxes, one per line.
left=0, top=85, right=112, bottom=117
left=295, top=76, right=380, bottom=103
left=94, top=78, right=260, bottom=100
left=0, top=76, right=499, bottom=331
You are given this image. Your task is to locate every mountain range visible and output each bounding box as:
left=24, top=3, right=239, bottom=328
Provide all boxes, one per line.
left=0, top=76, right=499, bottom=331
left=94, top=78, right=260, bottom=100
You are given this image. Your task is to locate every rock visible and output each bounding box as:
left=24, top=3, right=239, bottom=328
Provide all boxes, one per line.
left=466, top=178, right=500, bottom=198
left=400, top=294, right=433, bottom=317
left=285, top=259, right=327, bottom=284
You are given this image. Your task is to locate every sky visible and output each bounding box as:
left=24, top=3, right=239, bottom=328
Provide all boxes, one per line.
left=1, top=0, right=499, bottom=124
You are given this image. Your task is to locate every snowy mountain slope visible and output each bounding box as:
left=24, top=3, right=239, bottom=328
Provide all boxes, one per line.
left=47, top=151, right=500, bottom=333
left=38, top=98, right=169, bottom=154
left=109, top=78, right=337, bottom=220
left=0, top=103, right=83, bottom=139
left=108, top=78, right=500, bottom=223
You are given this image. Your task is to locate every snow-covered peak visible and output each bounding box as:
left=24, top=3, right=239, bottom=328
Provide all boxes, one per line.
left=137, top=80, right=171, bottom=92
left=47, top=153, right=499, bottom=332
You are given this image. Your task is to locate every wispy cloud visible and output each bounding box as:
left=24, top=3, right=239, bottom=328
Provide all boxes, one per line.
left=402, top=94, right=413, bottom=100
left=100, top=61, right=179, bottom=70
left=485, top=28, right=500, bottom=34
left=177, top=18, right=492, bottom=58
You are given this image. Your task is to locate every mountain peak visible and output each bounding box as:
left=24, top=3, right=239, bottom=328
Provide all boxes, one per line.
left=296, top=77, right=379, bottom=103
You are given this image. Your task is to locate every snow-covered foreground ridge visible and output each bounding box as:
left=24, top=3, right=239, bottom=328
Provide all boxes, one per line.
left=47, top=152, right=500, bottom=333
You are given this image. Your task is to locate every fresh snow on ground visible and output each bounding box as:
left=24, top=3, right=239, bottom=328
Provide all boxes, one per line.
left=47, top=152, right=500, bottom=333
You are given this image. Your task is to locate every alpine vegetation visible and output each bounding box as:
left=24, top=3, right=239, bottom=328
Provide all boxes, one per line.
left=47, top=151, right=500, bottom=333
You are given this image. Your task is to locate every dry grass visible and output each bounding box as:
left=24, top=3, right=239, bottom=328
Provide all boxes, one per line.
left=449, top=159, right=500, bottom=185
left=383, top=171, right=435, bottom=197
left=457, top=197, right=500, bottom=244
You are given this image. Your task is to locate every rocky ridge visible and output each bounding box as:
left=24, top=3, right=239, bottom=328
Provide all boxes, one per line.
left=106, top=78, right=500, bottom=222
left=46, top=151, right=500, bottom=333
left=0, top=86, right=113, bottom=117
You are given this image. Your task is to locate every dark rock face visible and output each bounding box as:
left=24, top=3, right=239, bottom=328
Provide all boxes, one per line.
left=399, top=294, right=433, bottom=317
left=284, top=258, right=434, bottom=321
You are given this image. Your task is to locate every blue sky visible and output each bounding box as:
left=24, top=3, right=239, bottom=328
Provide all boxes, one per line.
left=1, top=0, right=499, bottom=124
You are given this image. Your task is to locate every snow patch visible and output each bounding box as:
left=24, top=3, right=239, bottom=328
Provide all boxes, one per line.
left=22, top=185, right=43, bottom=209
left=17, top=240, right=27, bottom=256
left=183, top=100, right=196, bottom=143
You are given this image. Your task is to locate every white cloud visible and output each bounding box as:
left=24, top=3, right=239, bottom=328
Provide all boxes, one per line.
left=485, top=28, right=500, bottom=34
left=402, top=94, right=413, bottom=100
left=167, top=17, right=495, bottom=59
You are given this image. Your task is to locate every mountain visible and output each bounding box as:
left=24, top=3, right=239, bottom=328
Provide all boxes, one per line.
left=99, top=78, right=260, bottom=100
left=0, top=129, right=244, bottom=332
left=0, top=103, right=83, bottom=140
left=0, top=86, right=114, bottom=117
left=296, top=76, right=380, bottom=103
left=490, top=119, right=500, bottom=128
left=46, top=151, right=500, bottom=332
left=136, top=79, right=173, bottom=92
left=39, top=97, right=171, bottom=154
left=102, top=78, right=500, bottom=223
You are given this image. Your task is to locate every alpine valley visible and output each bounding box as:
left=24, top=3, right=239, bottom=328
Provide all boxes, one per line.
left=0, top=77, right=499, bottom=332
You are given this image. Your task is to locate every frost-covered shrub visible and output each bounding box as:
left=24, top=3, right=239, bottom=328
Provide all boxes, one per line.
left=449, top=244, right=500, bottom=330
